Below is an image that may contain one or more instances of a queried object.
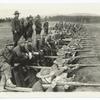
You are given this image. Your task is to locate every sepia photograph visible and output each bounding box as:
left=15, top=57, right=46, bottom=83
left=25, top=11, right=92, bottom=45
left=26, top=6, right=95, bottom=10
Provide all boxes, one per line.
left=0, top=0, right=100, bottom=97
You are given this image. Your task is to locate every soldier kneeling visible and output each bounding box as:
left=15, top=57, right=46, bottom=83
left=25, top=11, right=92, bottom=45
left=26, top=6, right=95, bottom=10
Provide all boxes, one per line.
left=0, top=45, right=16, bottom=91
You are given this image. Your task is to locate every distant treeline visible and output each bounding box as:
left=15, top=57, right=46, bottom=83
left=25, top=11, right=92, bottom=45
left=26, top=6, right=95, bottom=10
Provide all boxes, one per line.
left=0, top=15, right=100, bottom=23
left=48, top=15, right=100, bottom=23
left=0, top=17, right=12, bottom=23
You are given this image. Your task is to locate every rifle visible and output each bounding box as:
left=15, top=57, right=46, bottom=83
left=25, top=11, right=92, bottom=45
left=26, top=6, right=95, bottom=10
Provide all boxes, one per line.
left=42, top=82, right=100, bottom=88
left=44, top=55, right=100, bottom=59
left=29, top=63, right=100, bottom=69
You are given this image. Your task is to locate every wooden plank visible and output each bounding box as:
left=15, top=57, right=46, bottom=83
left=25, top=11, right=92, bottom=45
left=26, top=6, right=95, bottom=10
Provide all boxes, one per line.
left=5, top=87, right=32, bottom=92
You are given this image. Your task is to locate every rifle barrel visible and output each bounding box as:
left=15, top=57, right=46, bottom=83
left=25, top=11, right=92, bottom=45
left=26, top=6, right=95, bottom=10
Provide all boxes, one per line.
left=29, top=63, right=100, bottom=69
left=42, top=82, right=100, bottom=88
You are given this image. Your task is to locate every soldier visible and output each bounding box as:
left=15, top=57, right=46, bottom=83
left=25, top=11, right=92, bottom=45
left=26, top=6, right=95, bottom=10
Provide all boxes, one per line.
left=41, top=17, right=49, bottom=47
left=35, top=15, right=42, bottom=35
left=10, top=41, right=33, bottom=86
left=35, top=15, right=42, bottom=50
left=11, top=11, right=21, bottom=47
left=11, top=42, right=33, bottom=65
left=33, top=64, right=69, bottom=92
left=24, top=15, right=33, bottom=41
left=43, top=17, right=49, bottom=35
left=20, top=18, right=25, bottom=39
left=55, top=23, right=59, bottom=32
left=58, top=21, right=63, bottom=31
left=11, top=41, right=44, bottom=86
left=0, top=45, right=16, bottom=91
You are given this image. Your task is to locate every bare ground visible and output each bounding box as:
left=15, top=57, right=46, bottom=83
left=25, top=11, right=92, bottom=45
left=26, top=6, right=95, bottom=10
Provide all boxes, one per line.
left=73, top=24, right=100, bottom=91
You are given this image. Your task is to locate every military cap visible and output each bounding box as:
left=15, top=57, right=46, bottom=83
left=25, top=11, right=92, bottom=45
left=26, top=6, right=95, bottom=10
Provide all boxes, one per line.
left=14, top=11, right=20, bottom=15
left=29, top=15, right=33, bottom=18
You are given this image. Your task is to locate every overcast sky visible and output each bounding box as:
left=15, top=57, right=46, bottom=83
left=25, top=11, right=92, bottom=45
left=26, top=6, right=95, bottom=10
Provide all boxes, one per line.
left=0, top=3, right=100, bottom=18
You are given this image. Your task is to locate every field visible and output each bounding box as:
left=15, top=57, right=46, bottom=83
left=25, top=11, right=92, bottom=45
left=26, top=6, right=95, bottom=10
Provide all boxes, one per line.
left=1, top=22, right=100, bottom=91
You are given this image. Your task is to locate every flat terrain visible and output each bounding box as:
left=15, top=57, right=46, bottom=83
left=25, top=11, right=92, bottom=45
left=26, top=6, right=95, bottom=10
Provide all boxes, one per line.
left=1, top=22, right=100, bottom=91
left=73, top=24, right=100, bottom=91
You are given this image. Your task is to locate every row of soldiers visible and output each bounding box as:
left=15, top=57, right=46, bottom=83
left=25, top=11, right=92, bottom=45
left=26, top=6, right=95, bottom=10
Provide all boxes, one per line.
left=11, top=11, right=49, bottom=47
left=0, top=40, right=46, bottom=91
left=0, top=11, right=49, bottom=91
left=0, top=11, right=86, bottom=91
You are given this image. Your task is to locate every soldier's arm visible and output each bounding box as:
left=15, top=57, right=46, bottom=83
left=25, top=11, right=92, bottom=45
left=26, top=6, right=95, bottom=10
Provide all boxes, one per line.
left=0, top=48, right=4, bottom=56
left=43, top=23, right=44, bottom=27
left=48, top=22, right=49, bottom=28
left=11, top=19, right=16, bottom=32
left=54, top=69, right=65, bottom=77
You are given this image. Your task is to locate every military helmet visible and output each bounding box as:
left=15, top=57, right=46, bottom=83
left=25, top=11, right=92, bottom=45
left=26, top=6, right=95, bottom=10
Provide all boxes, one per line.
left=14, top=11, right=20, bottom=15
left=35, top=14, right=41, bottom=20
left=29, top=15, right=33, bottom=18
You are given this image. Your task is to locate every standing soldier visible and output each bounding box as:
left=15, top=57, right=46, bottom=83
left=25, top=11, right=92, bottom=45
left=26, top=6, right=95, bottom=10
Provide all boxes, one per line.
left=35, top=15, right=42, bottom=50
left=42, top=17, right=49, bottom=46
left=11, top=11, right=21, bottom=47
left=43, top=17, right=49, bottom=35
left=24, top=15, right=33, bottom=41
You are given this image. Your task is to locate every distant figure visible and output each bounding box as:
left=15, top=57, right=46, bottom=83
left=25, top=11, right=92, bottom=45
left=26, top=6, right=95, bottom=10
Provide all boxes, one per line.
left=35, top=15, right=42, bottom=35
left=20, top=18, right=25, bottom=39
left=55, top=23, right=59, bottom=31
left=43, top=17, right=49, bottom=35
left=11, top=11, right=21, bottom=47
left=42, top=17, right=49, bottom=46
left=24, top=15, right=33, bottom=41
left=35, top=15, right=42, bottom=50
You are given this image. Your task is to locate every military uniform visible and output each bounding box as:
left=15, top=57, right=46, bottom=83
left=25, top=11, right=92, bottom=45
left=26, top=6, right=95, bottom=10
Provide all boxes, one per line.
left=11, top=11, right=21, bottom=47
left=0, top=47, right=12, bottom=79
left=12, top=45, right=29, bottom=65
left=0, top=46, right=16, bottom=90
left=34, top=15, right=42, bottom=50
left=20, top=18, right=25, bottom=39
left=41, top=21, right=49, bottom=46
left=24, top=16, right=33, bottom=41
left=43, top=21, right=49, bottom=35
left=35, top=19, right=42, bottom=35
left=11, top=42, right=33, bottom=87
left=35, top=19, right=42, bottom=50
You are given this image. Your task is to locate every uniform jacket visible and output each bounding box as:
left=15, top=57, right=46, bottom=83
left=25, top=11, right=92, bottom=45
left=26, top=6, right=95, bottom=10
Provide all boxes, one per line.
left=11, top=17, right=21, bottom=33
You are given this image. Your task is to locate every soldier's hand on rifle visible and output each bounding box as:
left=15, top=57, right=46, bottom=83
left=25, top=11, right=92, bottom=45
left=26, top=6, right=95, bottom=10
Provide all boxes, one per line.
left=25, top=53, right=29, bottom=59
left=28, top=52, right=33, bottom=60
left=47, top=42, right=51, bottom=48
left=14, top=30, right=17, bottom=33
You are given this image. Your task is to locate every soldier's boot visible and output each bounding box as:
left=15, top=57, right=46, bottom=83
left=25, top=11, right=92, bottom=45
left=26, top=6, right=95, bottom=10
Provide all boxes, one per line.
left=32, top=80, right=44, bottom=92
left=0, top=74, right=6, bottom=92
left=3, top=65, right=16, bottom=88
left=5, top=79, right=16, bottom=88
left=46, top=87, right=54, bottom=92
